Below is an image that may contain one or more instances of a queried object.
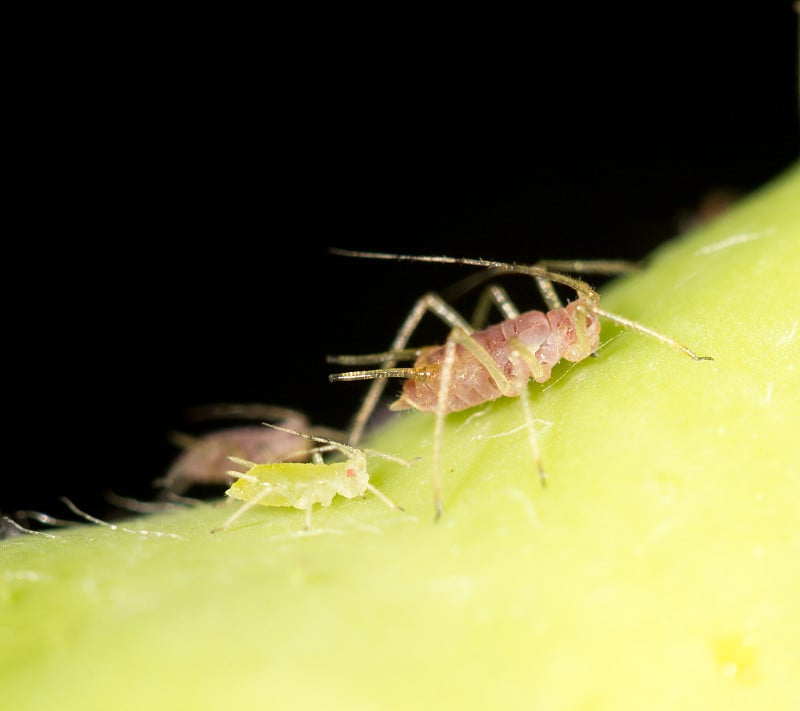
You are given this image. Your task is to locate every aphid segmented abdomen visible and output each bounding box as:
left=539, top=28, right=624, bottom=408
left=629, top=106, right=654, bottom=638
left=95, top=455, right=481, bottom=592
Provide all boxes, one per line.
left=391, top=350, right=506, bottom=414
left=391, top=303, right=602, bottom=414
left=393, top=310, right=554, bottom=414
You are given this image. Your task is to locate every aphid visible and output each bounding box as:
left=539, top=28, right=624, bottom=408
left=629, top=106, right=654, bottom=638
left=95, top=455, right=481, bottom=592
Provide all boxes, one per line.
left=212, top=423, right=408, bottom=533
left=328, top=250, right=714, bottom=519
left=155, top=403, right=331, bottom=496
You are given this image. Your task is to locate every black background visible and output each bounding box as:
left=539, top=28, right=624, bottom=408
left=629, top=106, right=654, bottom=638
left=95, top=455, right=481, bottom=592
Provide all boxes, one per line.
left=5, top=6, right=798, bottom=524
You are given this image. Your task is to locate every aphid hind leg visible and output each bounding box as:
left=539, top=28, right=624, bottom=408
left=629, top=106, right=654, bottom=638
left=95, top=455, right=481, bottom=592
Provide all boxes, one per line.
left=433, top=327, right=549, bottom=516
left=336, top=292, right=474, bottom=446
left=431, top=327, right=524, bottom=519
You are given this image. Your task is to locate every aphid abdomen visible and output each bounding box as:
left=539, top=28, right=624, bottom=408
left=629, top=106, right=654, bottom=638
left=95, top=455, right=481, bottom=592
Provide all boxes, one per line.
left=390, top=348, right=501, bottom=413
left=392, top=311, right=553, bottom=414
left=226, top=461, right=352, bottom=509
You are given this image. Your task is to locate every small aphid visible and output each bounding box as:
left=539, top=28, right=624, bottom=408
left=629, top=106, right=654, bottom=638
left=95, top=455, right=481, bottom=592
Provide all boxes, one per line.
left=155, top=403, right=327, bottom=496
left=212, top=424, right=408, bottom=533
left=328, top=250, right=714, bottom=519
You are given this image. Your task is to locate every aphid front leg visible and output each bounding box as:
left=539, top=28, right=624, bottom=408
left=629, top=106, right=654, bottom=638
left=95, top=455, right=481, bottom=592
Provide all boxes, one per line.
left=211, top=465, right=277, bottom=533
left=593, top=308, right=714, bottom=361
left=508, top=340, right=547, bottom=483
left=432, top=326, right=543, bottom=518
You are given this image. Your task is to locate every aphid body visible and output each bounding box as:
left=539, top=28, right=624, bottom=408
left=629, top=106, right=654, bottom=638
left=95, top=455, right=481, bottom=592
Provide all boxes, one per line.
left=156, top=404, right=317, bottom=496
left=227, top=457, right=371, bottom=510
left=392, top=299, right=600, bottom=414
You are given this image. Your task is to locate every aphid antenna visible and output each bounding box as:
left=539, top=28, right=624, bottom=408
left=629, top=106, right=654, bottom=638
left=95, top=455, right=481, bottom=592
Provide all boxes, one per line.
left=260, top=422, right=411, bottom=467
left=331, top=250, right=714, bottom=362
left=329, top=248, right=599, bottom=302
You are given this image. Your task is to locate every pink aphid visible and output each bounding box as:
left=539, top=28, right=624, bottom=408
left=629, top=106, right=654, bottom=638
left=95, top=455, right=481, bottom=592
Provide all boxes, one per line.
left=328, top=251, right=713, bottom=519
left=392, top=299, right=600, bottom=415
left=155, top=404, right=314, bottom=496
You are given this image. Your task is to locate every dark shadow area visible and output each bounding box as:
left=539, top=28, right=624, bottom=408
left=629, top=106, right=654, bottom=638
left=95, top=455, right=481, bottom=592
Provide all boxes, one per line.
left=5, top=6, right=798, bottom=525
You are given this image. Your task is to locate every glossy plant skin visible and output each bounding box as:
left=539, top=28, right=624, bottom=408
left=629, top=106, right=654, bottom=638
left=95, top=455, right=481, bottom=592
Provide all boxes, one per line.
left=1, top=164, right=798, bottom=711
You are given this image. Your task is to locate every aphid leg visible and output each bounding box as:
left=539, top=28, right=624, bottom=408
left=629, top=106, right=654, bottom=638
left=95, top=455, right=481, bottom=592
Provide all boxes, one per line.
left=526, top=265, right=712, bottom=365
left=471, top=284, right=521, bottom=328
left=593, top=308, right=714, bottom=361
left=431, top=327, right=521, bottom=519
left=302, top=449, right=324, bottom=530
left=331, top=292, right=473, bottom=446
left=433, top=336, right=459, bottom=520
left=533, top=260, right=637, bottom=312
left=508, top=339, right=547, bottom=485
left=443, top=283, right=548, bottom=488
left=211, top=473, right=277, bottom=534
left=364, top=483, right=404, bottom=511
left=573, top=302, right=592, bottom=356
left=271, top=424, right=407, bottom=512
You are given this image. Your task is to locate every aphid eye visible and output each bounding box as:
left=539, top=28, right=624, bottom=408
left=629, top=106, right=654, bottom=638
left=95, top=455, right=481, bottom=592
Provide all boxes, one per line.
left=346, top=468, right=357, bottom=478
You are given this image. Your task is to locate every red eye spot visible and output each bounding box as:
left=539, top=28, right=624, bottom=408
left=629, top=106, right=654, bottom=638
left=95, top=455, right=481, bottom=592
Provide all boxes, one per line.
left=346, top=468, right=356, bottom=478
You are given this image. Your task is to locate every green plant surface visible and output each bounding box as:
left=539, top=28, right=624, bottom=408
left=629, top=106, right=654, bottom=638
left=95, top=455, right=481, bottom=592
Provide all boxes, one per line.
left=2, top=163, right=799, bottom=710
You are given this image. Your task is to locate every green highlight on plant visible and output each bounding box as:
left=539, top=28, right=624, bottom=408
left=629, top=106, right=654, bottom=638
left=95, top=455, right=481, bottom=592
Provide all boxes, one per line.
left=2, top=163, right=799, bottom=711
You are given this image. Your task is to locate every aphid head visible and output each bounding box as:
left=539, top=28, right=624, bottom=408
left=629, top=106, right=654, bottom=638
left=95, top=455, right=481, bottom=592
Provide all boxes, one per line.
left=336, top=461, right=370, bottom=498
